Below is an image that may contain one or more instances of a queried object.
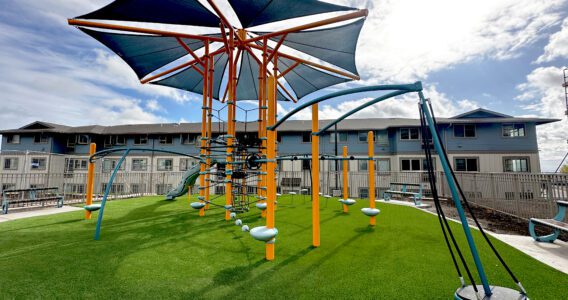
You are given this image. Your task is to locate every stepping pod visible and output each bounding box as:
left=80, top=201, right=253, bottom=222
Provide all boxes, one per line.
left=242, top=225, right=250, bottom=232
left=256, top=202, right=268, bottom=210
left=190, top=202, right=206, bottom=209
left=339, top=199, right=356, bottom=206
left=250, top=226, right=278, bottom=243
left=84, top=204, right=101, bottom=212
left=235, top=219, right=242, bottom=226
left=361, top=207, right=380, bottom=217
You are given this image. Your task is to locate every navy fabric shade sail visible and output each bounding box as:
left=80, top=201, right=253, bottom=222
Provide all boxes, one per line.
left=71, top=0, right=366, bottom=102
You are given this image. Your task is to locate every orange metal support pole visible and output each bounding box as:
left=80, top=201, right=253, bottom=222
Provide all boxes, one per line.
left=368, top=131, right=376, bottom=226
left=198, top=52, right=209, bottom=217
left=225, top=32, right=235, bottom=221
left=312, top=104, right=320, bottom=247
left=85, top=143, right=96, bottom=220
left=205, top=49, right=214, bottom=210
left=342, top=146, right=349, bottom=213
left=266, top=75, right=277, bottom=260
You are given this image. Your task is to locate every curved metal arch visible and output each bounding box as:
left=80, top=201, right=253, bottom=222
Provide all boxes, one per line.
left=90, top=147, right=202, bottom=163
left=268, top=82, right=422, bottom=131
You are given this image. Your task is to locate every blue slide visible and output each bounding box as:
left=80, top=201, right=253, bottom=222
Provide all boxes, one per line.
left=166, top=164, right=202, bottom=200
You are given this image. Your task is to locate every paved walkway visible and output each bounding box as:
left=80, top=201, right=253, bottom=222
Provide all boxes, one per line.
left=377, top=199, right=568, bottom=275
left=0, top=206, right=83, bottom=223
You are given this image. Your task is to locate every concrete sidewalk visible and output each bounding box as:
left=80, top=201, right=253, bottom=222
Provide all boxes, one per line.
left=0, top=206, right=83, bottom=223
left=377, top=199, right=568, bottom=275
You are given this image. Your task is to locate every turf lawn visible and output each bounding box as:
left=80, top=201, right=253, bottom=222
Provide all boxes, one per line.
left=0, top=195, right=566, bottom=299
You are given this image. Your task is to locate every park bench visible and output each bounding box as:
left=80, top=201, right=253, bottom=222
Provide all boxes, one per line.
left=528, top=200, right=568, bottom=243
left=383, top=182, right=423, bottom=206
left=2, top=187, right=64, bottom=214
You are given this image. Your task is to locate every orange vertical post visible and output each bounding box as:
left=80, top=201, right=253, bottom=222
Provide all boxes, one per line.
left=225, top=32, right=235, bottom=221
left=312, top=104, right=320, bottom=247
left=85, top=143, right=96, bottom=220
left=342, top=146, right=349, bottom=213
left=205, top=49, right=214, bottom=210
left=266, top=75, right=277, bottom=260
left=368, top=131, right=376, bottom=226
left=198, top=51, right=209, bottom=217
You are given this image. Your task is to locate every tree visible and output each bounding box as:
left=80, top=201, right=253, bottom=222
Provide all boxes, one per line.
left=561, top=164, right=568, bottom=174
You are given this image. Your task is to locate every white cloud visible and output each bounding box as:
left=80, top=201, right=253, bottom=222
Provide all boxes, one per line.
left=536, top=18, right=568, bottom=63
left=516, top=66, right=568, bottom=172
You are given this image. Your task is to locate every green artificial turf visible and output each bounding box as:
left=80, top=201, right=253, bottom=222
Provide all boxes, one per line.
left=0, top=195, right=566, bottom=299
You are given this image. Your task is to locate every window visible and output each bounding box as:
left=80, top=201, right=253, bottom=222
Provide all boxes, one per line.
left=400, top=158, right=435, bottom=171
left=359, top=188, right=369, bottom=199
left=101, top=183, right=124, bottom=194
left=115, top=136, right=126, bottom=145
left=7, top=135, right=20, bottom=144
left=159, top=135, right=173, bottom=145
left=454, top=158, right=478, bottom=172
left=302, top=160, right=310, bottom=170
left=504, top=157, right=530, bottom=173
left=454, top=124, right=476, bottom=138
left=77, top=135, right=89, bottom=145
left=3, top=158, right=18, bottom=170
left=157, top=158, right=173, bottom=171
left=33, top=134, right=48, bottom=144
left=67, top=136, right=76, bottom=148
left=400, top=128, right=419, bottom=140
left=358, top=160, right=368, bottom=171
left=329, top=160, right=343, bottom=172
left=65, top=158, right=88, bottom=172
left=102, top=159, right=124, bottom=172
left=301, top=132, right=311, bottom=143
left=66, top=184, right=85, bottom=194
left=2, top=184, right=16, bottom=192
left=376, top=159, right=391, bottom=172
left=180, top=158, right=197, bottom=171
left=502, top=124, right=525, bottom=137
left=134, top=135, right=148, bottom=145
left=358, top=132, right=368, bottom=142
left=31, top=158, right=47, bottom=170
left=181, top=134, right=195, bottom=145
left=156, top=184, right=173, bottom=195
left=132, top=159, right=147, bottom=171
left=130, top=184, right=146, bottom=194
left=330, top=132, right=348, bottom=143
left=376, top=131, right=389, bottom=145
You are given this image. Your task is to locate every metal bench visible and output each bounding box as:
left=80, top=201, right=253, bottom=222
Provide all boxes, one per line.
left=2, top=187, right=64, bottom=214
left=529, top=200, right=568, bottom=243
left=383, top=182, right=423, bottom=206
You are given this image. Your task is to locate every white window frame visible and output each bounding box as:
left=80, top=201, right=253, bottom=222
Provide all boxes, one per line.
left=400, top=128, right=420, bottom=140
left=157, top=158, right=173, bottom=171
left=502, top=123, right=525, bottom=138
left=3, top=157, right=19, bottom=170
left=30, top=157, right=47, bottom=170
left=7, top=135, right=20, bottom=144
left=131, top=158, right=148, bottom=171
left=503, top=157, right=530, bottom=173
left=453, top=124, right=476, bottom=138
left=454, top=157, right=479, bottom=172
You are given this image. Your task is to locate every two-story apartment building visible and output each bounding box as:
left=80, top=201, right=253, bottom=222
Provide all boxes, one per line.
left=0, top=108, right=558, bottom=194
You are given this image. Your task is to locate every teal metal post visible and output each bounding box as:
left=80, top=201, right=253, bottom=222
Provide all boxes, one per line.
left=420, top=93, right=492, bottom=296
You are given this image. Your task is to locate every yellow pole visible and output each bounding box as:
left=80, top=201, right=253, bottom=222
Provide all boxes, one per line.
left=198, top=54, right=209, bottom=217
left=85, top=143, right=96, bottom=220
left=312, top=104, right=320, bottom=247
left=225, top=33, right=235, bottom=221
left=342, top=146, right=349, bottom=213
left=266, top=75, right=277, bottom=260
left=368, top=131, right=376, bottom=226
left=205, top=50, right=214, bottom=210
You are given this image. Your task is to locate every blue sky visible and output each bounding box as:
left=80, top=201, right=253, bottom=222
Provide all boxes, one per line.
left=0, top=0, right=567, bottom=171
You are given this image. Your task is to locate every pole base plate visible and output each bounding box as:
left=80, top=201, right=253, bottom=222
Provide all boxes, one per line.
left=455, top=285, right=527, bottom=300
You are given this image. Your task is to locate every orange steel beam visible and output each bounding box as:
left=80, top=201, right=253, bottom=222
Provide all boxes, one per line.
left=368, top=131, right=376, bottom=226
left=140, top=46, right=226, bottom=84
left=248, top=43, right=359, bottom=81
left=176, top=37, right=206, bottom=69
left=342, top=145, right=349, bottom=213
left=278, top=61, right=300, bottom=79
left=68, top=19, right=224, bottom=42
left=277, top=82, right=298, bottom=103
left=266, top=34, right=287, bottom=63
left=312, top=103, right=320, bottom=247
left=219, top=22, right=230, bottom=50
left=206, top=0, right=234, bottom=30
left=85, top=143, right=96, bottom=220
left=243, top=9, right=368, bottom=44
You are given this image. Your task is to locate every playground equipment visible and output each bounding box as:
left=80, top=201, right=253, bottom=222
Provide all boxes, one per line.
left=70, top=1, right=528, bottom=298
left=529, top=201, right=568, bottom=242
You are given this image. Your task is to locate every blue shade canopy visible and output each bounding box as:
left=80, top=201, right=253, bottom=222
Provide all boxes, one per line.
left=260, top=18, right=365, bottom=75
left=237, top=52, right=287, bottom=101
left=228, top=0, right=355, bottom=28
left=80, top=28, right=207, bottom=79
left=277, top=57, right=349, bottom=99
left=77, top=0, right=220, bottom=27
left=153, top=53, right=229, bottom=99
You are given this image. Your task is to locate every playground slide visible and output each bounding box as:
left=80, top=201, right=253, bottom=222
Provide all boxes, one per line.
left=165, top=164, right=202, bottom=200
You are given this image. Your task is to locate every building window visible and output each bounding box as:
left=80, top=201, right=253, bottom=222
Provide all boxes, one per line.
left=101, top=183, right=124, bottom=194
left=302, top=160, right=310, bottom=170
left=502, top=124, right=525, bottom=137
left=67, top=136, right=76, bottom=148
left=33, top=134, right=48, bottom=144
left=7, top=135, right=20, bottom=144
left=2, top=184, right=16, bottom=192
left=376, top=158, right=391, bottom=172
left=359, top=187, right=369, bottom=198
left=504, top=157, right=530, bottom=173
left=454, top=124, right=476, bottom=138
left=181, top=134, right=195, bottom=144
left=400, top=158, right=435, bottom=171
left=65, top=184, right=85, bottom=194
left=131, top=159, right=147, bottom=171
left=159, top=135, right=173, bottom=145
left=115, top=136, right=126, bottom=145
left=376, top=131, right=389, bottom=145
left=358, top=132, right=368, bottom=142
left=77, top=135, right=89, bottom=145
left=102, top=159, right=124, bottom=172
left=454, top=158, right=478, bottom=172
left=134, top=135, right=148, bottom=145
left=358, top=160, right=368, bottom=171
left=400, top=128, right=419, bottom=140
left=301, top=132, right=311, bottom=143
left=156, top=184, right=173, bottom=195
left=130, top=184, right=146, bottom=194
left=3, top=158, right=18, bottom=170
left=65, top=158, right=88, bottom=172
left=180, top=158, right=197, bottom=171
left=329, top=160, right=344, bottom=172
left=157, top=158, right=173, bottom=171
left=31, top=158, right=47, bottom=170
left=330, top=132, right=348, bottom=143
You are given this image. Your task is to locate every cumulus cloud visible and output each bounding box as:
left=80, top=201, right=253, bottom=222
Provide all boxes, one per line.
left=536, top=18, right=568, bottom=63
left=516, top=66, right=568, bottom=171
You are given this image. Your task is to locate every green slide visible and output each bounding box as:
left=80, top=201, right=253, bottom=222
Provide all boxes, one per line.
left=165, top=164, right=203, bottom=200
